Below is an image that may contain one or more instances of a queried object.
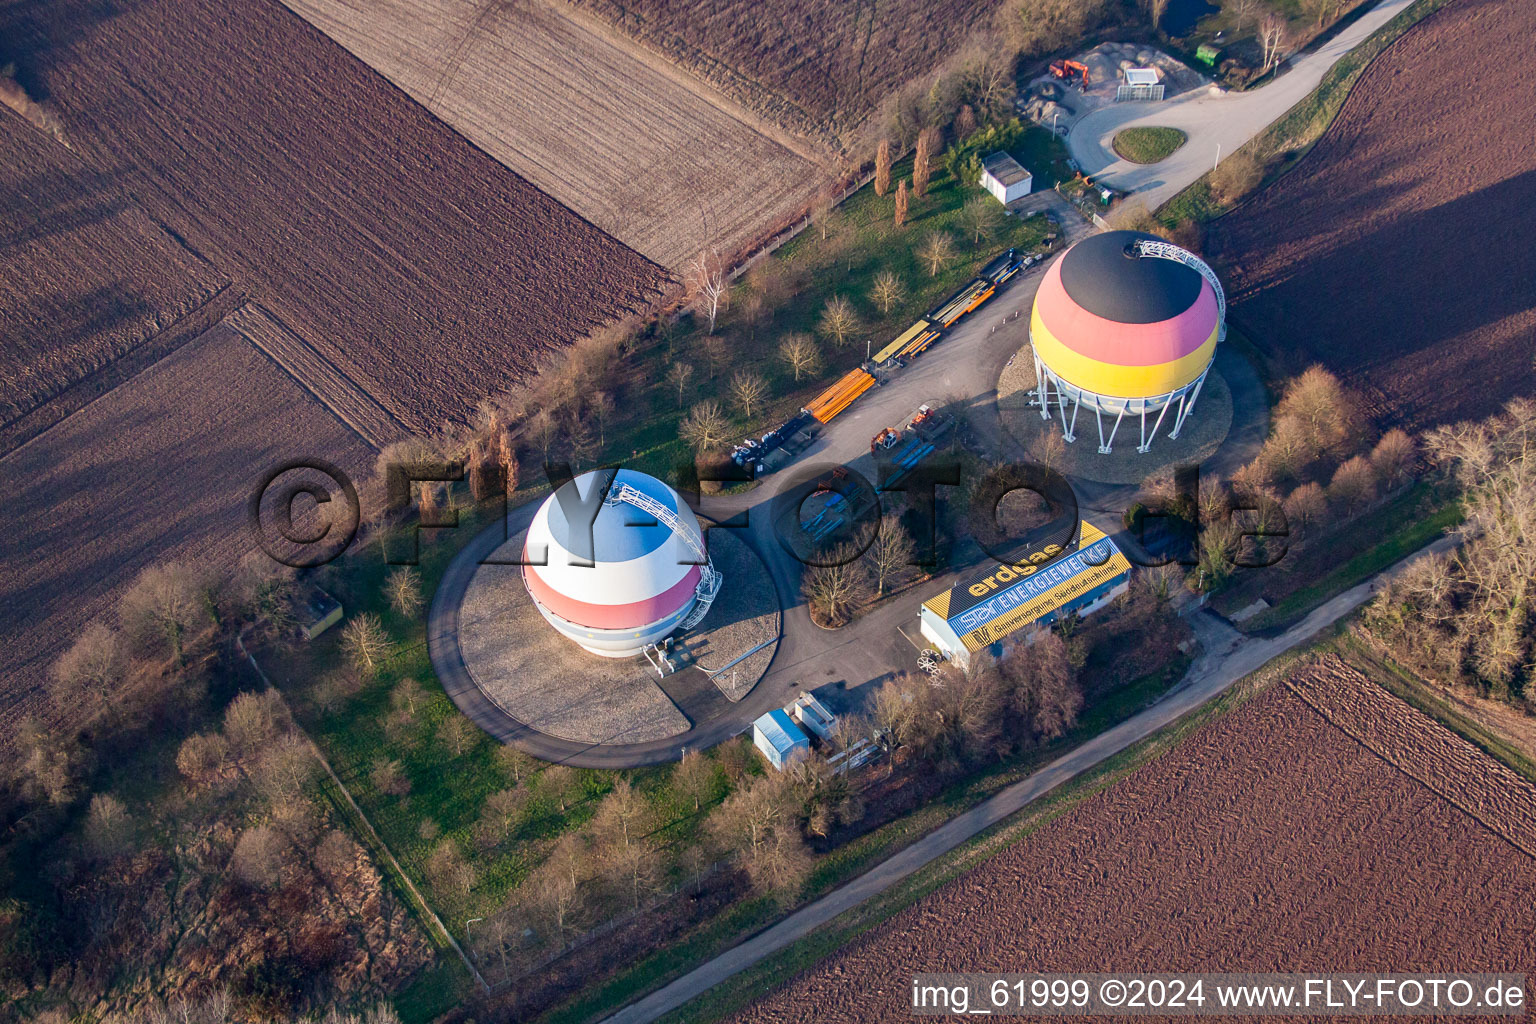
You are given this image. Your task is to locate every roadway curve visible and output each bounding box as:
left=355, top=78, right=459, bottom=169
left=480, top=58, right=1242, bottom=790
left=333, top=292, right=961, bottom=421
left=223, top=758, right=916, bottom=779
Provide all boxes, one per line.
left=1067, top=0, right=1417, bottom=210
left=598, top=530, right=1462, bottom=1024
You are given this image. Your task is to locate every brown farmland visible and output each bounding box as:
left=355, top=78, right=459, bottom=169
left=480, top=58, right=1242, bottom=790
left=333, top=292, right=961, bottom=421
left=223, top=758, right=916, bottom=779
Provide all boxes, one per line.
left=0, top=0, right=664, bottom=434
left=564, top=0, right=1005, bottom=138
left=0, top=320, right=376, bottom=727
left=280, top=0, right=822, bottom=269
left=1212, top=0, right=1536, bottom=430
left=733, top=658, right=1536, bottom=1022
left=0, top=111, right=227, bottom=436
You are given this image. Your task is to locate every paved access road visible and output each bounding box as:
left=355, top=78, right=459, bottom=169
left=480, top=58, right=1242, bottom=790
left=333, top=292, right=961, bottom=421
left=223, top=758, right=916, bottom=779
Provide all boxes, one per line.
left=597, top=531, right=1461, bottom=1024
left=1067, top=0, right=1416, bottom=210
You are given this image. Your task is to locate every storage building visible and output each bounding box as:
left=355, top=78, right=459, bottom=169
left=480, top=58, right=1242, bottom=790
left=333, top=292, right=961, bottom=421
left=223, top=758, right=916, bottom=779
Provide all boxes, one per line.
left=753, top=709, right=810, bottom=770
left=980, top=152, right=1033, bottom=206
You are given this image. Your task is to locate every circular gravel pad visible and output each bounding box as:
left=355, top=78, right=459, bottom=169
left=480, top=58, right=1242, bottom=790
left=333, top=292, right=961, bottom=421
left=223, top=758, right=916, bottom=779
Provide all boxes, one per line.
left=455, top=523, right=780, bottom=744
left=458, top=525, right=690, bottom=746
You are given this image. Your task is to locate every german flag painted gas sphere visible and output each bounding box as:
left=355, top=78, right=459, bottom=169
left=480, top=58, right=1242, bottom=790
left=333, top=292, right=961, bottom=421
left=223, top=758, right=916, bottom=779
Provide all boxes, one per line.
left=1029, top=230, right=1224, bottom=453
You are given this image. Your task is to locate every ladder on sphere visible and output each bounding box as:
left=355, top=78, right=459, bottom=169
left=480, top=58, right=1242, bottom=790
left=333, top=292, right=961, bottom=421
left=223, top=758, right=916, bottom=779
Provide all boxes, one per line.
left=604, top=482, right=722, bottom=630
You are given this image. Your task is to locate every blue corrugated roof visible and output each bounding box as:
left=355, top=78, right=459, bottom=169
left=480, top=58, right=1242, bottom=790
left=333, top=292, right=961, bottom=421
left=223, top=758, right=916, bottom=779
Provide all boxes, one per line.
left=755, top=709, right=808, bottom=754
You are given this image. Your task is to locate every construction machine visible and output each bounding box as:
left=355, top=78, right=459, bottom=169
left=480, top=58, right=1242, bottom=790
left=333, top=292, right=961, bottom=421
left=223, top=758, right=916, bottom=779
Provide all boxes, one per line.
left=1048, top=59, right=1091, bottom=88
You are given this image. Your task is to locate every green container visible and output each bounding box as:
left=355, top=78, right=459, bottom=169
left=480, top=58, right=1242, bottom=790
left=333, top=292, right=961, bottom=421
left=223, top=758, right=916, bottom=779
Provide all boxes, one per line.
left=1196, top=43, right=1223, bottom=66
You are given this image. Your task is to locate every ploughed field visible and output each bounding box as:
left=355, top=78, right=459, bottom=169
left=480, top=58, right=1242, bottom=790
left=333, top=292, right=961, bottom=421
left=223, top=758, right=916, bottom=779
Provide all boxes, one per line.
left=732, top=658, right=1536, bottom=1022
left=280, top=0, right=820, bottom=269
left=0, top=112, right=229, bottom=440
left=563, top=0, right=1004, bottom=139
left=0, top=0, right=664, bottom=434
left=1212, top=0, right=1536, bottom=430
left=0, top=320, right=376, bottom=731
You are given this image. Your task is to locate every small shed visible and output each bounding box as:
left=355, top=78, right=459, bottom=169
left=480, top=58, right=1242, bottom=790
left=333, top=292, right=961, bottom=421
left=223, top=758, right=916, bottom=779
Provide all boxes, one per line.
left=791, top=692, right=837, bottom=740
left=1124, top=67, right=1161, bottom=86
left=753, top=709, right=810, bottom=771
left=296, top=586, right=343, bottom=641
left=980, top=152, right=1033, bottom=207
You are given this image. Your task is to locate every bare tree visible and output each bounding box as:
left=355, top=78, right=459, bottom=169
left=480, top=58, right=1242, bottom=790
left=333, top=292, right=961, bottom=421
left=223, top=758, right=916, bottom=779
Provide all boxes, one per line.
left=666, top=361, right=695, bottom=408
left=370, top=758, right=411, bottom=797
left=999, top=631, right=1081, bottom=741
left=541, top=764, right=581, bottom=812
left=341, top=613, right=392, bottom=677
left=484, top=788, right=529, bottom=838
left=50, top=621, right=123, bottom=717
left=524, top=859, right=583, bottom=948
left=685, top=249, right=728, bottom=334
left=917, top=231, right=957, bottom=276
left=438, top=714, right=476, bottom=757
left=253, top=732, right=317, bottom=805
left=590, top=390, right=615, bottom=447
left=231, top=825, right=288, bottom=890
left=960, top=196, right=1003, bottom=245
left=819, top=295, right=860, bottom=347
left=223, top=690, right=283, bottom=760
left=1329, top=455, right=1378, bottom=511
left=894, top=179, right=909, bottom=227
left=1370, top=428, right=1416, bottom=489
left=177, top=732, right=230, bottom=787
left=602, top=841, right=664, bottom=911
left=1231, top=0, right=1258, bottom=32
left=955, top=103, right=977, bottom=140
left=870, top=269, right=906, bottom=316
left=707, top=771, right=809, bottom=894
left=779, top=333, right=822, bottom=381
left=496, top=745, right=540, bottom=785
left=530, top=408, right=560, bottom=463
left=1208, top=149, right=1268, bottom=206
left=866, top=514, right=915, bottom=596
left=679, top=400, right=732, bottom=454
left=1282, top=481, right=1328, bottom=534
left=874, top=138, right=892, bottom=196
left=1258, top=14, right=1288, bottom=73
left=671, top=748, right=716, bottom=811
left=426, top=838, right=477, bottom=897
left=730, top=371, right=768, bottom=418
left=83, top=793, right=133, bottom=859
left=118, top=563, right=206, bottom=663
left=802, top=544, right=872, bottom=625
left=590, top=778, right=651, bottom=852
left=1028, top=429, right=1067, bottom=474
left=386, top=566, right=423, bottom=617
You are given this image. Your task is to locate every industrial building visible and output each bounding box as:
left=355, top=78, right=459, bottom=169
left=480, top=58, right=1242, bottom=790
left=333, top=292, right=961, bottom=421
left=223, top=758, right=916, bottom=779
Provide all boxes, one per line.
left=522, top=469, right=720, bottom=657
left=919, top=521, right=1132, bottom=668
left=981, top=152, right=1033, bottom=206
left=1030, top=230, right=1225, bottom=453
left=753, top=709, right=810, bottom=770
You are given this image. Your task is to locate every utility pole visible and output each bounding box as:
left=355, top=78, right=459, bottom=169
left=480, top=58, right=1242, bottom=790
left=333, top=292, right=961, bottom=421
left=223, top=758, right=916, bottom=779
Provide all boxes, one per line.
left=1214, top=143, right=1222, bottom=172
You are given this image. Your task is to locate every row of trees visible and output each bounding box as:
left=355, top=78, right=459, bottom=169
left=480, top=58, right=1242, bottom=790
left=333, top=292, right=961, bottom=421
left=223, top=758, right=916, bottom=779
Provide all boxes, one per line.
left=1365, top=398, right=1536, bottom=705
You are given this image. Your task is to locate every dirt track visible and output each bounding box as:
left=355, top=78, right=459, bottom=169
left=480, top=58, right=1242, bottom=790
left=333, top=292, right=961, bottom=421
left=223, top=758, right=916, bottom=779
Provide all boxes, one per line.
left=1212, top=0, right=1536, bottom=429
left=0, top=320, right=375, bottom=729
left=0, top=0, right=664, bottom=433
left=280, top=0, right=821, bottom=269
left=0, top=111, right=226, bottom=426
left=731, top=659, right=1536, bottom=1022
